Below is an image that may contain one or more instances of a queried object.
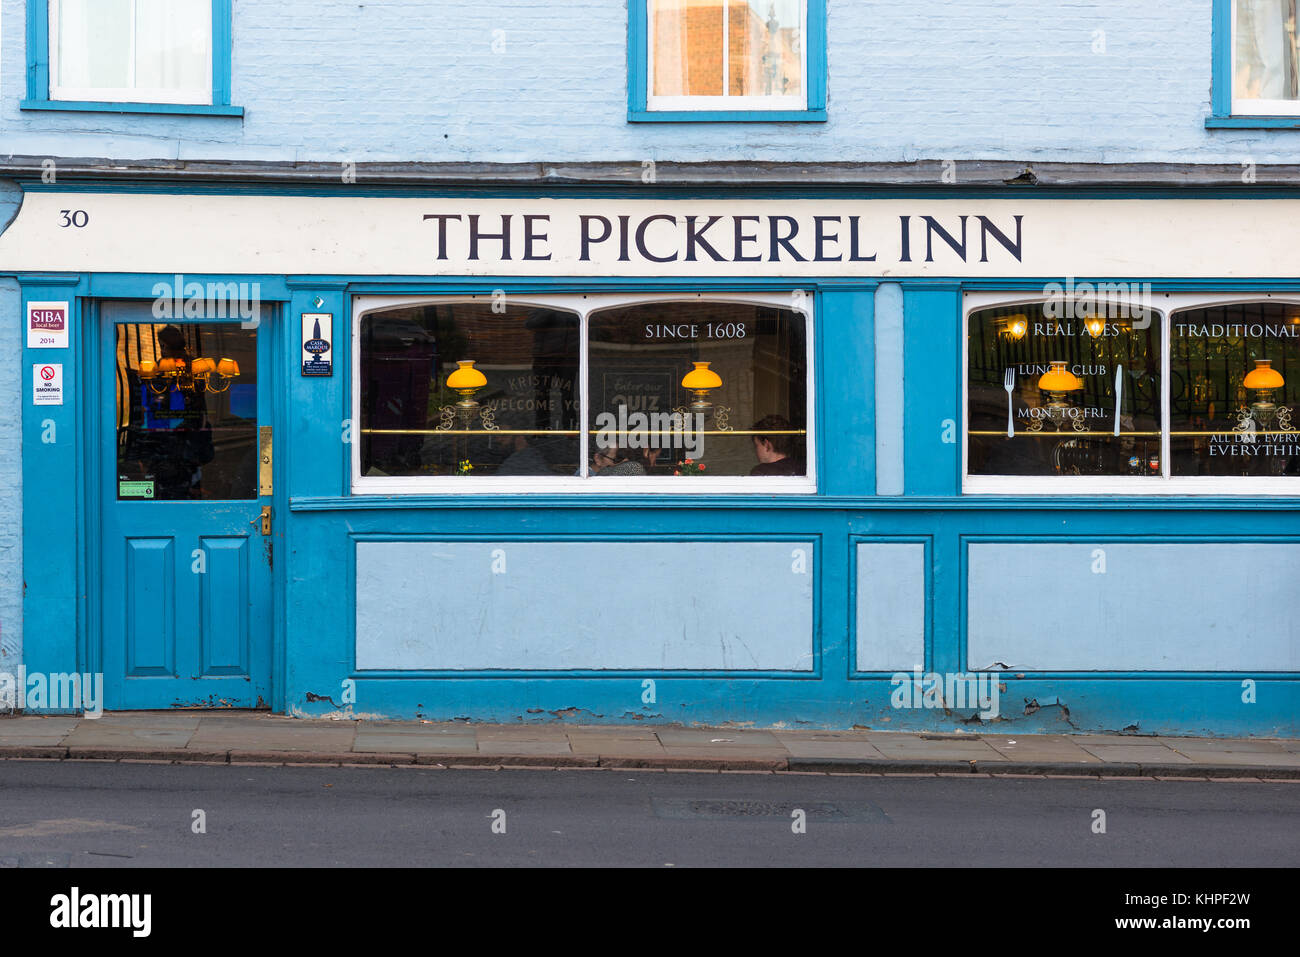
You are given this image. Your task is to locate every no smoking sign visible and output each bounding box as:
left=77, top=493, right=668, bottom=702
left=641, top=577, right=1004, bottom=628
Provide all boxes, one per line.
left=33, top=363, right=63, bottom=406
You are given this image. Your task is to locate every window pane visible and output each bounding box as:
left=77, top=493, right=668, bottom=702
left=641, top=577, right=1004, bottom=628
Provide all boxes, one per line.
left=1170, top=303, right=1300, bottom=476
left=728, top=0, right=802, bottom=98
left=134, top=0, right=211, bottom=95
left=359, top=304, right=581, bottom=477
left=55, top=0, right=209, bottom=97
left=587, top=302, right=807, bottom=478
left=967, top=304, right=1162, bottom=477
left=57, top=0, right=133, bottom=90
left=651, top=0, right=725, bottom=96
left=1235, top=0, right=1300, bottom=101
left=115, top=321, right=258, bottom=501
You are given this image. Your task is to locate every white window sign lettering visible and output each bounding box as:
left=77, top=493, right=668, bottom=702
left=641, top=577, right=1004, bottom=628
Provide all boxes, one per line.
left=27, top=301, right=70, bottom=349
left=33, top=364, right=64, bottom=406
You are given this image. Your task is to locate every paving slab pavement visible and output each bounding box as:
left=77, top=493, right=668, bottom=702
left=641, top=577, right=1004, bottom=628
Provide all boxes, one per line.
left=0, top=712, right=1297, bottom=778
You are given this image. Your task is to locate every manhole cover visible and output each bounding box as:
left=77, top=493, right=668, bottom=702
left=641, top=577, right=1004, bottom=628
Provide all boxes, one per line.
left=652, top=798, right=885, bottom=821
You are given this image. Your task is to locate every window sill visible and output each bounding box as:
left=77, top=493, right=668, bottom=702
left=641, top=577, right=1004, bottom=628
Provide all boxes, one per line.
left=1205, top=115, right=1300, bottom=129
left=629, top=108, right=826, bottom=123
left=21, top=99, right=244, bottom=117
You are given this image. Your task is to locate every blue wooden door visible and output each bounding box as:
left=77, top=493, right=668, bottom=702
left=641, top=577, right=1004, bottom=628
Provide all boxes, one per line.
left=100, top=302, right=273, bottom=710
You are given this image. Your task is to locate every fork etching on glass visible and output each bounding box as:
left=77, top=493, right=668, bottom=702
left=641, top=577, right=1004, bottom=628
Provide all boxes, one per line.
left=1004, top=368, right=1016, bottom=438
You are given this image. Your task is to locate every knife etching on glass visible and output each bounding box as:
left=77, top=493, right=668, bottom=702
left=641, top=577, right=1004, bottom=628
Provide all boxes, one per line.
left=1113, top=364, right=1123, bottom=437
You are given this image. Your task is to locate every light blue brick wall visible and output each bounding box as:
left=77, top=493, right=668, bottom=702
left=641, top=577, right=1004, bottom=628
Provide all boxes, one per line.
left=2, top=0, right=1296, bottom=165
left=0, top=182, right=21, bottom=695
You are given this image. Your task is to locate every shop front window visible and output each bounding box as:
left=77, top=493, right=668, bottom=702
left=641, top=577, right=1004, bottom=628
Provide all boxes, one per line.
left=359, top=302, right=581, bottom=478
left=1170, top=302, right=1300, bottom=477
left=967, top=293, right=1300, bottom=492
left=966, top=301, right=1162, bottom=479
left=354, top=294, right=813, bottom=492
left=588, top=301, right=807, bottom=478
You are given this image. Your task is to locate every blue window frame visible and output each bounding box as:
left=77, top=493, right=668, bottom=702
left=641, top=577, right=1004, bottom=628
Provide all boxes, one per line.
left=22, top=0, right=242, bottom=116
left=1208, top=0, right=1300, bottom=128
left=628, top=0, right=826, bottom=122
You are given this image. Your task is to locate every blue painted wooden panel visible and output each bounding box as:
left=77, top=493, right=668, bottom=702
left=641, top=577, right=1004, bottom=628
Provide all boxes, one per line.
left=874, top=283, right=904, bottom=495
left=855, top=542, right=926, bottom=672
left=968, top=542, right=1300, bottom=672
left=818, top=288, right=875, bottom=496
left=355, top=540, right=815, bottom=671
left=201, top=536, right=249, bottom=676
left=903, top=287, right=961, bottom=496
left=125, top=538, right=175, bottom=676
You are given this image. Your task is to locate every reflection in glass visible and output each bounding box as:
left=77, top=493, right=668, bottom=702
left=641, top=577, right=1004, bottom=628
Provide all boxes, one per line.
left=1235, top=0, right=1300, bottom=103
left=651, top=0, right=803, bottom=100
left=359, top=303, right=581, bottom=477
left=967, top=304, right=1162, bottom=477
left=115, top=321, right=258, bottom=500
left=1170, top=303, right=1300, bottom=476
left=587, top=302, right=807, bottom=477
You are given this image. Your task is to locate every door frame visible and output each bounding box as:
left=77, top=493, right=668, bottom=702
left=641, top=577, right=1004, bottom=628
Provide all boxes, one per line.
left=80, top=287, right=289, bottom=713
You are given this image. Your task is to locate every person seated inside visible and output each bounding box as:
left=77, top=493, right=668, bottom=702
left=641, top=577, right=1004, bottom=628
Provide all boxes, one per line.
left=592, top=442, right=647, bottom=476
left=749, top=414, right=803, bottom=476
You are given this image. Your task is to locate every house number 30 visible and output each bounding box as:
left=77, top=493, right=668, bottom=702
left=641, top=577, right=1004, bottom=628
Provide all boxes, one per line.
left=59, top=210, right=89, bottom=228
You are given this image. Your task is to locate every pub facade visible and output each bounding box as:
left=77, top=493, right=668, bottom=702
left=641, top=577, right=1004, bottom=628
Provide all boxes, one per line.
left=0, top=0, right=1296, bottom=734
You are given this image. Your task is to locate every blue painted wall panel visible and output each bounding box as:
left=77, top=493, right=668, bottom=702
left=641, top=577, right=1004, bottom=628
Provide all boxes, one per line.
left=855, top=542, right=925, bottom=672
left=355, top=540, right=816, bottom=671
left=968, top=542, right=1300, bottom=672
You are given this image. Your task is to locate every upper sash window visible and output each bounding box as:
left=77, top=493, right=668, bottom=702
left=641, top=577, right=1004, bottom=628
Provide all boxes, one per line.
left=631, top=0, right=826, bottom=121
left=1233, top=0, right=1300, bottom=114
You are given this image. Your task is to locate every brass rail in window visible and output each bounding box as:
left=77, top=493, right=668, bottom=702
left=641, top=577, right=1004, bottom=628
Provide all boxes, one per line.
left=360, top=429, right=808, bottom=436
left=969, top=431, right=1162, bottom=437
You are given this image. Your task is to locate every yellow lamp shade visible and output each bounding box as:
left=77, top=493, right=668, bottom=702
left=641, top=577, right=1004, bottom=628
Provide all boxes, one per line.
left=681, top=362, right=723, bottom=391
left=1038, top=361, right=1084, bottom=393
left=446, top=359, right=487, bottom=392
left=138, top=359, right=157, bottom=378
left=158, top=358, right=182, bottom=373
left=1244, top=359, right=1284, bottom=390
left=191, top=357, right=216, bottom=376
left=1083, top=315, right=1107, bottom=338
left=216, top=358, right=240, bottom=377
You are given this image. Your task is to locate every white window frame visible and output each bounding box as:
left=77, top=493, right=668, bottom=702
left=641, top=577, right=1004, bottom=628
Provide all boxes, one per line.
left=351, top=291, right=817, bottom=495
left=963, top=290, right=1300, bottom=496
left=1230, top=0, right=1300, bottom=116
left=646, top=0, right=808, bottom=112
left=48, top=0, right=214, bottom=105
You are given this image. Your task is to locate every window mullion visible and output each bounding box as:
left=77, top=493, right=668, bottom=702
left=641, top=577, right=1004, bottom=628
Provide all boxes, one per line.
left=1161, top=310, right=1172, bottom=480
left=579, top=309, right=591, bottom=478
left=128, top=0, right=138, bottom=92
left=721, top=1, right=729, bottom=98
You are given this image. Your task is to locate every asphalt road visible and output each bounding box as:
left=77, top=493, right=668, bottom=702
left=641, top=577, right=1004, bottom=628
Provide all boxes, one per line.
left=0, top=761, right=1296, bottom=867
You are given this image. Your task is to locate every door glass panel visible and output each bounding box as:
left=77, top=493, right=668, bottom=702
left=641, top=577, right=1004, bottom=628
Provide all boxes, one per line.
left=115, top=322, right=258, bottom=500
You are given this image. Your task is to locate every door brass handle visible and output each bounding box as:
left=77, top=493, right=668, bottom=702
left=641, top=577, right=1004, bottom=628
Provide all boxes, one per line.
left=259, top=426, right=273, bottom=496
left=259, top=505, right=272, bottom=536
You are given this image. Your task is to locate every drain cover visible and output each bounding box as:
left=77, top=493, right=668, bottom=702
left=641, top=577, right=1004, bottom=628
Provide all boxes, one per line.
left=652, top=798, right=885, bottom=821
